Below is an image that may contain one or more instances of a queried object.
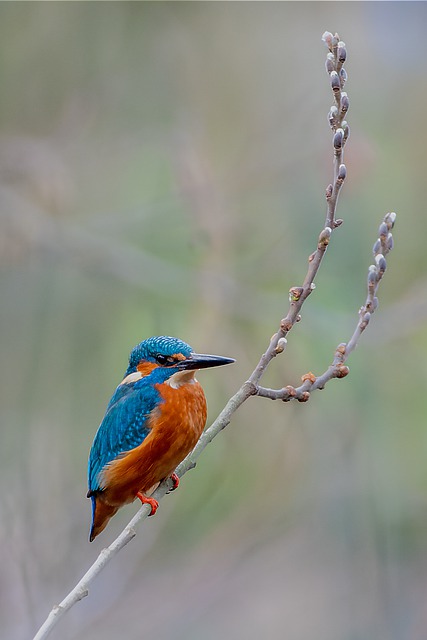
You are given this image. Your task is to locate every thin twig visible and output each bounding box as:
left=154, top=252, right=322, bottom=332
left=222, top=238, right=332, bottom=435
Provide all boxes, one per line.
left=256, top=211, right=396, bottom=401
left=32, top=31, right=396, bottom=640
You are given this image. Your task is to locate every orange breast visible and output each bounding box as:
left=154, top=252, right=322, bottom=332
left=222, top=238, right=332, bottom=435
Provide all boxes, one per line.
left=102, top=378, right=207, bottom=506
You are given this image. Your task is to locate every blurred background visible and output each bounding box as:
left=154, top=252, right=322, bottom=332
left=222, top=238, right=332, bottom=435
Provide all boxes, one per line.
left=1, top=3, right=427, bottom=639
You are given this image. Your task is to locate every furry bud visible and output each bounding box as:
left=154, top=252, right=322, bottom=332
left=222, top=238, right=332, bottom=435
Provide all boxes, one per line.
left=339, top=68, right=348, bottom=87
left=318, top=227, right=332, bottom=247
left=333, top=128, right=344, bottom=149
left=375, top=254, right=387, bottom=274
left=336, top=365, right=350, bottom=379
left=342, top=122, right=350, bottom=142
left=275, top=338, right=288, bottom=354
left=289, top=287, right=303, bottom=302
left=372, top=238, right=381, bottom=255
left=325, top=57, right=335, bottom=74
left=322, top=31, right=334, bottom=50
left=367, top=268, right=377, bottom=287
left=340, top=93, right=349, bottom=114
left=337, top=44, right=347, bottom=64
left=328, top=105, right=338, bottom=128
left=330, top=71, right=340, bottom=93
left=378, top=222, right=388, bottom=238
left=385, top=212, right=396, bottom=228
left=337, top=164, right=347, bottom=181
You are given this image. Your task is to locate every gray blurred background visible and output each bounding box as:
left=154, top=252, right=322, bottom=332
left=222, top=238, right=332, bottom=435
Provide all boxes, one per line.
left=1, top=3, right=427, bottom=640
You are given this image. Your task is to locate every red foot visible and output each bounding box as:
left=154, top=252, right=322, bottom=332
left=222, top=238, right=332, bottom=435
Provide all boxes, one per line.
left=170, top=473, right=180, bottom=491
left=136, top=492, right=159, bottom=516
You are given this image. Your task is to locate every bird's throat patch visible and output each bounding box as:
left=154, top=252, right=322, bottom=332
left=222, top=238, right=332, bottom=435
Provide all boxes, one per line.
left=166, top=369, right=196, bottom=389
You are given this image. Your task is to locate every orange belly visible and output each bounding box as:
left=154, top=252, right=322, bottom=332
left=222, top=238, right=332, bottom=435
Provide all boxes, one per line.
left=101, top=379, right=207, bottom=507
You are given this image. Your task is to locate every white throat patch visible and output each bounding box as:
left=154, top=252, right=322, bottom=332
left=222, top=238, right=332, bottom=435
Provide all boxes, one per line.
left=166, top=369, right=197, bottom=389
left=120, top=371, right=143, bottom=385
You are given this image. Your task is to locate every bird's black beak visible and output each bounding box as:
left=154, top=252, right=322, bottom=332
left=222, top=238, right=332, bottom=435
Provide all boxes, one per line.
left=177, top=353, right=235, bottom=371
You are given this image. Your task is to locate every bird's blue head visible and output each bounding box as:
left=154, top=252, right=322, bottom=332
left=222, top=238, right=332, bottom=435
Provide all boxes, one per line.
left=126, top=336, right=193, bottom=374
left=124, top=335, right=234, bottom=378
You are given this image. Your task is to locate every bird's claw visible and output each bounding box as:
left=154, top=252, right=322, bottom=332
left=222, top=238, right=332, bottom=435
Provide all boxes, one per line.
left=170, top=473, right=180, bottom=491
left=166, top=473, right=180, bottom=494
left=136, top=492, right=159, bottom=516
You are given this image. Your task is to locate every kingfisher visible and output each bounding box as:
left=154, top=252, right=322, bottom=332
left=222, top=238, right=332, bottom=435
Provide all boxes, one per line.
left=87, top=335, right=234, bottom=541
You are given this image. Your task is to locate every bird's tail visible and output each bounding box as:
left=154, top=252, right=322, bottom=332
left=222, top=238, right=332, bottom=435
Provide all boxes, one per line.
left=89, top=494, right=118, bottom=542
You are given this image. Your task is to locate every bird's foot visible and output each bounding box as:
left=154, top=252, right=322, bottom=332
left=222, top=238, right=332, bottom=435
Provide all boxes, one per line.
left=169, top=473, right=180, bottom=491
left=136, top=492, right=159, bottom=516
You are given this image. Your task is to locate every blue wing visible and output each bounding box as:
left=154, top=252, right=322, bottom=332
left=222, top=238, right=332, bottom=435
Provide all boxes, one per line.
left=88, top=378, right=161, bottom=494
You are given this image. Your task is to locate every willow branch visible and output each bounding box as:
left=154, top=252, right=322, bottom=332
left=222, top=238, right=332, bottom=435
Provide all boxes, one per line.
left=256, top=211, right=396, bottom=401
left=32, top=31, right=396, bottom=640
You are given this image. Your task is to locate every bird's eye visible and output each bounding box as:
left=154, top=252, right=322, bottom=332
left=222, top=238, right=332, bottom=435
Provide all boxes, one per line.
left=155, top=354, right=175, bottom=365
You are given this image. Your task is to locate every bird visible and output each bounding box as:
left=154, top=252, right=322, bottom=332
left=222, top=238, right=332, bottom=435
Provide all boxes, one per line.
left=87, top=335, right=235, bottom=541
